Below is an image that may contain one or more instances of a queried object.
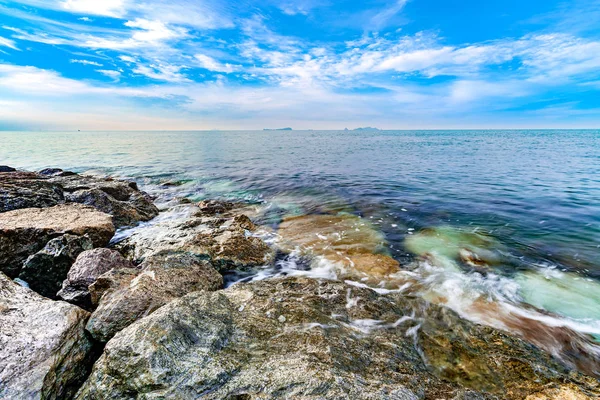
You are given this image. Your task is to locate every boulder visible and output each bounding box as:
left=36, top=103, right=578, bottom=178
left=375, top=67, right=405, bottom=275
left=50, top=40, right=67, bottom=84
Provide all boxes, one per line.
left=0, top=272, right=95, bottom=400
left=51, top=174, right=159, bottom=227
left=38, top=168, right=77, bottom=177
left=0, top=171, right=64, bottom=212
left=0, top=165, right=16, bottom=172
left=58, top=248, right=136, bottom=309
left=75, top=277, right=599, bottom=399
left=0, top=204, right=115, bottom=278
left=117, top=203, right=274, bottom=270
left=19, top=234, right=93, bottom=299
left=85, top=251, right=223, bottom=342
left=0, top=169, right=159, bottom=228
left=88, top=268, right=141, bottom=307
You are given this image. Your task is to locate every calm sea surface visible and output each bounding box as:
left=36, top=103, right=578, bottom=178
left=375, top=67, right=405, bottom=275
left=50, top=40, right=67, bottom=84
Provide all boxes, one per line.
left=2, top=130, right=600, bottom=356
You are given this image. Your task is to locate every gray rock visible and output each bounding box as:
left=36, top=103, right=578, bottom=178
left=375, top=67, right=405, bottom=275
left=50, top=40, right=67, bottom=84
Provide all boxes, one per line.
left=58, top=248, right=136, bottom=309
left=0, top=171, right=64, bottom=212
left=0, top=204, right=115, bottom=278
left=76, top=277, right=598, bottom=399
left=0, top=272, right=95, bottom=400
left=39, top=168, right=77, bottom=177
left=51, top=174, right=158, bottom=228
left=88, top=268, right=141, bottom=308
left=0, top=169, right=158, bottom=228
left=19, top=234, right=93, bottom=299
left=85, top=251, right=223, bottom=342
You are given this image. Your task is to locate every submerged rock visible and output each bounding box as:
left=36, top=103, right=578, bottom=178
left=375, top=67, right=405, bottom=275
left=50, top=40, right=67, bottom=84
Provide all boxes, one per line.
left=0, top=204, right=115, bottom=278
left=118, top=202, right=274, bottom=270
left=19, top=234, right=93, bottom=299
left=76, top=277, right=598, bottom=399
left=86, top=251, right=223, bottom=342
left=277, top=213, right=400, bottom=281
left=58, top=248, right=136, bottom=309
left=0, top=272, right=95, bottom=400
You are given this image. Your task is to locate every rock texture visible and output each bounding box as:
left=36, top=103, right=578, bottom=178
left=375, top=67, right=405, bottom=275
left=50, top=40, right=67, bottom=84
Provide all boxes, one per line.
left=58, top=248, right=136, bottom=309
left=118, top=201, right=274, bottom=270
left=0, top=171, right=64, bottom=212
left=76, top=277, right=599, bottom=400
left=19, top=234, right=93, bottom=299
left=0, top=272, right=95, bottom=400
left=0, top=204, right=115, bottom=278
left=85, top=251, right=223, bottom=342
left=0, top=169, right=158, bottom=227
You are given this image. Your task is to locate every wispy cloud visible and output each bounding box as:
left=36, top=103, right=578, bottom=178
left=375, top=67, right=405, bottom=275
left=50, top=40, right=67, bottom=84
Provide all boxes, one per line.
left=96, top=69, right=122, bottom=81
left=70, top=59, right=103, bottom=66
left=0, top=36, right=19, bottom=50
left=0, top=0, right=599, bottom=129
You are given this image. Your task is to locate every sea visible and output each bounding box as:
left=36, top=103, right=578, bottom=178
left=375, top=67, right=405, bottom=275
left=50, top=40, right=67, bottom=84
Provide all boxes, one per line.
left=2, top=129, right=600, bottom=371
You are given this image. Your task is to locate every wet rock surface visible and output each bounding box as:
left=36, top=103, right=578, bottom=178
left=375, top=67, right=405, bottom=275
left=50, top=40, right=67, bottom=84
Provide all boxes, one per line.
left=0, top=204, right=115, bottom=278
left=0, top=272, right=95, bottom=400
left=86, top=251, right=223, bottom=342
left=19, top=234, right=94, bottom=299
left=117, top=201, right=274, bottom=270
left=58, top=248, right=136, bottom=309
left=76, top=277, right=599, bottom=400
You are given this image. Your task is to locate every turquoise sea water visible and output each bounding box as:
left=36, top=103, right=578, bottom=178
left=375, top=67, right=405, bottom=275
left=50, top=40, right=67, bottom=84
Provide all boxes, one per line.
left=2, top=130, right=600, bottom=366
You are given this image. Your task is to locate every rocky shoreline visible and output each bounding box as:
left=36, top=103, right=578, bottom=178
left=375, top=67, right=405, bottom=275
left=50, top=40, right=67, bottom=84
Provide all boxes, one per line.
left=1, top=166, right=598, bottom=399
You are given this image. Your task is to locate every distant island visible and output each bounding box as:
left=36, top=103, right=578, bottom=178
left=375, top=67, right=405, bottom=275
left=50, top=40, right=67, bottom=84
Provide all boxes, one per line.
left=344, top=127, right=381, bottom=132
left=263, top=127, right=292, bottom=131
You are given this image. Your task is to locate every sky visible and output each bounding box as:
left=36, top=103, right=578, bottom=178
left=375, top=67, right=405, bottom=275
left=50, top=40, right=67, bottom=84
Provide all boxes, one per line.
left=0, top=0, right=599, bottom=130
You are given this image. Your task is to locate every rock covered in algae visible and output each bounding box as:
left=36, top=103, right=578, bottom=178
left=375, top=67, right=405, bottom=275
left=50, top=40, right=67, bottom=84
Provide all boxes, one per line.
left=75, top=277, right=599, bottom=400
left=0, top=272, right=95, bottom=400
left=0, top=204, right=115, bottom=278
left=404, top=225, right=505, bottom=271
left=85, top=251, right=223, bottom=342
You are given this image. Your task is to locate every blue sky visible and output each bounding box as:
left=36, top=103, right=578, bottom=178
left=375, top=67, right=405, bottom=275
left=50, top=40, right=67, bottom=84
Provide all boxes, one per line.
left=0, top=0, right=599, bottom=130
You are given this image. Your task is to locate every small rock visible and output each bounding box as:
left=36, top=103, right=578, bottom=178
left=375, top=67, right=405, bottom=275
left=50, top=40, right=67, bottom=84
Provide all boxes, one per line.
left=19, top=234, right=93, bottom=299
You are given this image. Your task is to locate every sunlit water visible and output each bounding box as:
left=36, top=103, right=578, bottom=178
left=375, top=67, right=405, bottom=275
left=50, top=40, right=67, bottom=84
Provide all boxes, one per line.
left=2, top=130, right=600, bottom=374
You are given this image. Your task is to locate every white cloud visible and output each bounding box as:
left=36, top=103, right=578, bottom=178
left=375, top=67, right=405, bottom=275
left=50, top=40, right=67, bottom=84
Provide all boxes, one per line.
left=96, top=69, right=122, bottom=81
left=132, top=63, right=189, bottom=82
left=61, top=0, right=127, bottom=18
left=0, top=36, right=19, bottom=50
left=370, top=0, right=409, bottom=30
left=119, top=55, right=137, bottom=63
left=70, top=59, right=103, bottom=66
left=195, top=54, right=238, bottom=73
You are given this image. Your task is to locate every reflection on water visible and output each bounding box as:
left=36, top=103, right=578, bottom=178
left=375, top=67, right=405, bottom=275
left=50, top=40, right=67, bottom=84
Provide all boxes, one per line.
left=2, top=129, right=600, bottom=373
